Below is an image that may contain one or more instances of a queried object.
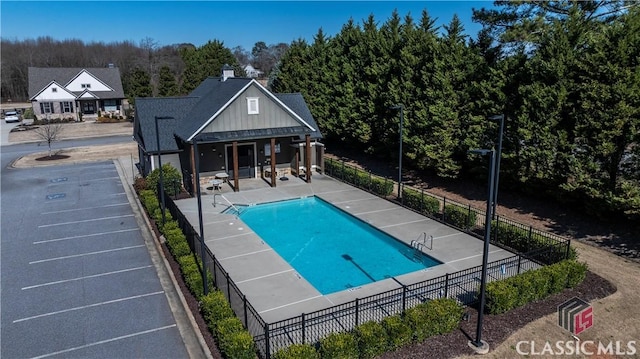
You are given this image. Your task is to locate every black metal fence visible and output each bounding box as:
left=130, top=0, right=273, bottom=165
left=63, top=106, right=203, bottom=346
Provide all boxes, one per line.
left=161, top=158, right=573, bottom=358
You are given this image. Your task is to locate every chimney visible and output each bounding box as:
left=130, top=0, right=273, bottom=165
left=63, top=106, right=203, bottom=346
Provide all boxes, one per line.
left=221, top=64, right=234, bottom=81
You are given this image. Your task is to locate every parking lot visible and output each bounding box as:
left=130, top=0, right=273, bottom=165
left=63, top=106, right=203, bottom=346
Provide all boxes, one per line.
left=1, top=161, right=192, bottom=358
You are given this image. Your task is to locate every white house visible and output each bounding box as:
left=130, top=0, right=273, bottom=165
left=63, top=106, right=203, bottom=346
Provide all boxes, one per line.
left=243, top=64, right=264, bottom=78
left=28, top=66, right=126, bottom=121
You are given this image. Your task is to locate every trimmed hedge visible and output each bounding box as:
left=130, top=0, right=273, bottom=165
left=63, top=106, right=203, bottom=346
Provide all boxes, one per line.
left=200, top=290, right=235, bottom=333
left=405, top=298, right=463, bottom=342
left=381, top=315, right=412, bottom=350
left=319, top=332, right=359, bottom=359
left=402, top=187, right=440, bottom=217
left=146, top=163, right=182, bottom=196
left=354, top=321, right=388, bottom=359
left=443, top=204, right=477, bottom=230
left=485, top=260, right=588, bottom=314
left=215, top=317, right=256, bottom=359
left=491, top=220, right=578, bottom=263
left=137, top=181, right=257, bottom=359
left=272, top=344, right=320, bottom=359
left=325, top=159, right=393, bottom=196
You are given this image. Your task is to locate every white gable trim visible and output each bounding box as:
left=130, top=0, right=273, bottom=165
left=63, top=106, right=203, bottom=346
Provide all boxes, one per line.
left=79, top=90, right=98, bottom=99
left=65, top=69, right=115, bottom=92
left=186, top=79, right=316, bottom=142
left=30, top=81, right=75, bottom=101
left=253, top=80, right=316, bottom=131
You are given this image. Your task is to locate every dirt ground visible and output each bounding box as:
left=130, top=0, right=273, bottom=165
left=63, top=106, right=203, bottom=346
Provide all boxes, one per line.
left=9, top=123, right=640, bottom=358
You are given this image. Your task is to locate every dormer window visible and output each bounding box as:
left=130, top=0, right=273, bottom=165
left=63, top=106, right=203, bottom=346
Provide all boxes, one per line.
left=52, top=87, right=57, bottom=93
left=247, top=97, right=259, bottom=115
left=81, top=83, right=91, bottom=89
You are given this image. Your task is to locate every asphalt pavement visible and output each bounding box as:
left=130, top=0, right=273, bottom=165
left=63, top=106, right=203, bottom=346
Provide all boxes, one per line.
left=1, top=125, right=211, bottom=358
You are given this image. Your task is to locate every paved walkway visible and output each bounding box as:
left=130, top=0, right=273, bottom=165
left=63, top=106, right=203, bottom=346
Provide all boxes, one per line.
left=174, top=174, right=516, bottom=323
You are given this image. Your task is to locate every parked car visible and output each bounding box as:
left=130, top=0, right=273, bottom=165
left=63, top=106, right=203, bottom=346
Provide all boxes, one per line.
left=4, top=110, right=21, bottom=123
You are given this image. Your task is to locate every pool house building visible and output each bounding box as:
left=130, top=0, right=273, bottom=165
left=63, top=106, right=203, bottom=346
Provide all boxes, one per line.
left=133, top=65, right=324, bottom=193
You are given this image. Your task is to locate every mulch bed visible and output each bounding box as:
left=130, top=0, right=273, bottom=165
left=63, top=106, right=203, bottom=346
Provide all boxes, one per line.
left=379, top=270, right=616, bottom=358
left=35, top=154, right=70, bottom=161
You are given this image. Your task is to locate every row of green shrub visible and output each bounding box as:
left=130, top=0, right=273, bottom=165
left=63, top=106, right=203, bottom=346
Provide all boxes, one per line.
left=401, top=185, right=576, bottom=262
left=136, top=179, right=256, bottom=359
left=325, top=159, right=394, bottom=196
left=490, top=220, right=578, bottom=261
left=401, top=187, right=440, bottom=216
left=485, top=259, right=588, bottom=314
left=273, top=298, right=463, bottom=359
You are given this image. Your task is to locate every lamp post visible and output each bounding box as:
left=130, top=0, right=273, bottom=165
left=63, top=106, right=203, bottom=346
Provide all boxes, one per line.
left=467, top=148, right=496, bottom=354
left=390, top=105, right=404, bottom=200
left=154, top=115, right=174, bottom=224
left=193, top=137, right=209, bottom=295
left=488, top=114, right=505, bottom=219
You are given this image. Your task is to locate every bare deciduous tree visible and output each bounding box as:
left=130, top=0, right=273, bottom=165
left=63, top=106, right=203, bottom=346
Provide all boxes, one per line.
left=34, top=122, right=64, bottom=157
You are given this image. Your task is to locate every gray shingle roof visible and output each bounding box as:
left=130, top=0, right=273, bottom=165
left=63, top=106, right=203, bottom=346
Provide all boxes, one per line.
left=175, top=77, right=253, bottom=140
left=275, top=93, right=323, bottom=140
left=136, top=76, right=322, bottom=152
left=134, top=97, right=200, bottom=153
left=28, top=67, right=125, bottom=99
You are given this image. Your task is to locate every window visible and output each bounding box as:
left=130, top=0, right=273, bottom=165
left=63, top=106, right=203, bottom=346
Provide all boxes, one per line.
left=81, top=83, right=91, bottom=89
left=61, top=101, right=74, bottom=113
left=264, top=142, right=281, bottom=156
left=247, top=97, right=259, bottom=114
left=52, top=87, right=57, bottom=93
left=40, top=102, right=54, bottom=114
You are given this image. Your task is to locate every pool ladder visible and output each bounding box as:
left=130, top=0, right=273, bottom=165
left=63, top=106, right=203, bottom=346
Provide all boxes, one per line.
left=410, top=233, right=433, bottom=260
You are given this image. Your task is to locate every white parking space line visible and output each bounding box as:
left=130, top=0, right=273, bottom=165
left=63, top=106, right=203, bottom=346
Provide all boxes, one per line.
left=29, top=245, right=145, bottom=264
left=236, top=269, right=294, bottom=284
left=446, top=249, right=506, bottom=264
left=433, top=232, right=465, bottom=240
left=13, top=291, right=165, bottom=323
left=41, top=203, right=129, bottom=215
left=353, top=207, right=399, bottom=216
left=218, top=248, right=272, bottom=261
left=332, top=197, right=377, bottom=205
left=205, top=232, right=253, bottom=242
left=258, top=295, right=324, bottom=314
left=380, top=218, right=430, bottom=228
left=33, top=228, right=139, bottom=245
left=29, top=324, right=177, bottom=359
left=22, top=265, right=153, bottom=290
left=38, top=214, right=134, bottom=228
left=85, top=176, right=120, bottom=182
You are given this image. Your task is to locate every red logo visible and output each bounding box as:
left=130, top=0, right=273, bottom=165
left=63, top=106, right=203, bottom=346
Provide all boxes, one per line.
left=558, top=297, right=593, bottom=335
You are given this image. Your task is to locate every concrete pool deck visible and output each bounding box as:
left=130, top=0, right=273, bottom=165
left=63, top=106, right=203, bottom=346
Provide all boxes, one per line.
left=174, top=173, right=515, bottom=323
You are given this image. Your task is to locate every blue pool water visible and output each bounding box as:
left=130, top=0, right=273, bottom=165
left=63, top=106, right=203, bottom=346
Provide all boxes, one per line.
left=238, top=196, right=442, bottom=294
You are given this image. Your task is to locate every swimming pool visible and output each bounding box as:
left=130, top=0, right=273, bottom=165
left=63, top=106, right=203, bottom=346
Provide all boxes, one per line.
left=237, top=196, right=442, bottom=294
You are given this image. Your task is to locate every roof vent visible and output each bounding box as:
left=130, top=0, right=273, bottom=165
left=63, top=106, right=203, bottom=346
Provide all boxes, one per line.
left=221, top=64, right=234, bottom=81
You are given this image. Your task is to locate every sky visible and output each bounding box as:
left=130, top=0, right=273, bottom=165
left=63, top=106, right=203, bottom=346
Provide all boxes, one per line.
left=1, top=1, right=495, bottom=51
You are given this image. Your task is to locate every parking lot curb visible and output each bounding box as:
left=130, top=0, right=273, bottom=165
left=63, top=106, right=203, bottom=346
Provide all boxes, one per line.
left=115, top=158, right=213, bottom=359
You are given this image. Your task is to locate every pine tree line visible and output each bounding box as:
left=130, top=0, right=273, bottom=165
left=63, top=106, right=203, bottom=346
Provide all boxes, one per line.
left=269, top=5, right=640, bottom=220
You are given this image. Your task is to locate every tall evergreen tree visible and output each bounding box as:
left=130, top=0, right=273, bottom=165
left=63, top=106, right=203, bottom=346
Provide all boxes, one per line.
left=157, top=65, right=179, bottom=97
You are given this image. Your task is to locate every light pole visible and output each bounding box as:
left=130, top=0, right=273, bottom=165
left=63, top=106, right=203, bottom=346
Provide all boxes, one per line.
left=390, top=105, right=404, bottom=200
left=488, top=114, right=505, bottom=219
left=154, top=115, right=174, bottom=224
left=193, top=137, right=209, bottom=295
left=467, top=148, right=496, bottom=354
